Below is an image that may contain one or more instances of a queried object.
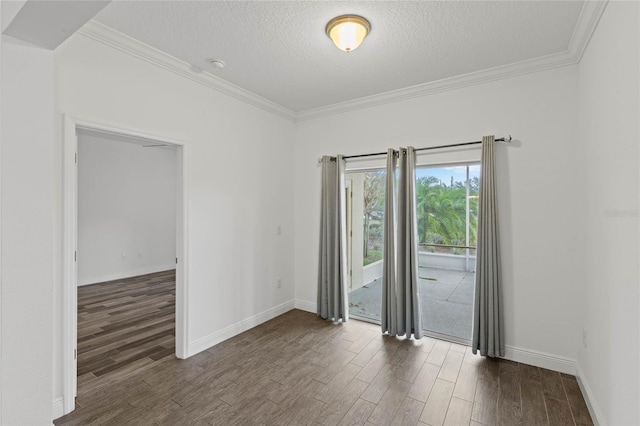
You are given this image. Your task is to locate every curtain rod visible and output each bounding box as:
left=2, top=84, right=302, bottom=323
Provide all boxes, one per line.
left=339, top=135, right=512, bottom=161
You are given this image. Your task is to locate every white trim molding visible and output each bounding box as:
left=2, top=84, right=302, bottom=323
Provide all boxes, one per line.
left=76, top=21, right=296, bottom=122
left=52, top=397, right=65, bottom=421
left=294, top=299, right=316, bottom=314
left=61, top=115, right=78, bottom=415
left=575, top=363, right=605, bottom=426
left=76, top=2, right=607, bottom=123
left=503, top=345, right=576, bottom=375
left=566, top=0, right=608, bottom=63
left=296, top=51, right=576, bottom=121
left=297, top=1, right=607, bottom=121
left=60, top=115, right=190, bottom=417
left=296, top=300, right=575, bottom=374
left=187, top=300, right=295, bottom=357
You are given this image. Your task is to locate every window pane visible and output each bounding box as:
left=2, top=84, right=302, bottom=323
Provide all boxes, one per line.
left=345, top=170, right=385, bottom=322
left=417, top=163, right=479, bottom=342
left=416, top=165, right=470, bottom=253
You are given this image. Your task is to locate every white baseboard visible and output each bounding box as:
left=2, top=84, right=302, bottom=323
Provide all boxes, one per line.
left=575, top=362, right=604, bottom=426
left=294, top=298, right=316, bottom=313
left=52, top=397, right=65, bottom=421
left=503, top=345, right=575, bottom=375
left=56, top=292, right=590, bottom=420
left=78, top=264, right=176, bottom=286
left=187, top=300, right=295, bottom=357
left=296, top=298, right=576, bottom=375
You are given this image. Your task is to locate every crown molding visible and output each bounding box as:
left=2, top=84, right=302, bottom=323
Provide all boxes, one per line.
left=77, top=1, right=607, bottom=124
left=566, top=0, right=608, bottom=63
left=296, top=0, right=608, bottom=122
left=295, top=50, right=577, bottom=121
left=77, top=21, right=296, bottom=121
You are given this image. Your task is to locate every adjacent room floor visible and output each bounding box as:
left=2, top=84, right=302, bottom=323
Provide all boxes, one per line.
left=76, top=270, right=176, bottom=388
left=57, top=302, right=592, bottom=425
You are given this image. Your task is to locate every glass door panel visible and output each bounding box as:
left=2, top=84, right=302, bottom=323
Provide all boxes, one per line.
left=345, top=170, right=385, bottom=322
left=417, top=164, right=479, bottom=342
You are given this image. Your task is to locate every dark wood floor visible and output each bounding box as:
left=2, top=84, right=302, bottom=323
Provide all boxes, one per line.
left=76, top=269, right=176, bottom=386
left=57, top=275, right=593, bottom=426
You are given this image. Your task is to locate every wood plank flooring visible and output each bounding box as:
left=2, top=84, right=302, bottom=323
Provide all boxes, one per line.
left=76, top=269, right=176, bottom=386
left=57, top=279, right=593, bottom=426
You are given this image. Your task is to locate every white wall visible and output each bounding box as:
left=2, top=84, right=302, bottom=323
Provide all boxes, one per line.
left=4, top=3, right=632, bottom=422
left=577, top=2, right=640, bottom=424
left=53, top=34, right=296, bottom=411
left=77, top=130, right=177, bottom=285
left=1, top=35, right=54, bottom=425
left=294, top=66, right=584, bottom=368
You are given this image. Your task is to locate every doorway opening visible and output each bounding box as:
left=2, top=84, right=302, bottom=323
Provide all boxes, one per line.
left=61, top=116, right=188, bottom=416
left=76, top=128, right=178, bottom=389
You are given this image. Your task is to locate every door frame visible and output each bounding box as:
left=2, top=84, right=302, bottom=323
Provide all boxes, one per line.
left=61, top=114, right=189, bottom=415
left=345, top=178, right=352, bottom=291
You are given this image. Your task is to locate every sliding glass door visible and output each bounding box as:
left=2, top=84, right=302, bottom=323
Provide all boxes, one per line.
left=345, top=163, right=479, bottom=343
left=345, top=170, right=385, bottom=322
left=417, top=163, right=479, bottom=342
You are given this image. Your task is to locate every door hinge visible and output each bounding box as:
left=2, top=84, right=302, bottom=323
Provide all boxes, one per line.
left=75, top=153, right=77, bottom=164
left=74, top=251, right=77, bottom=262
left=74, top=348, right=77, bottom=360
left=176, top=257, right=178, bottom=264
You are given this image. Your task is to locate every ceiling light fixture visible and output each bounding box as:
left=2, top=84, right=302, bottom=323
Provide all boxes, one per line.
left=326, top=15, right=371, bottom=53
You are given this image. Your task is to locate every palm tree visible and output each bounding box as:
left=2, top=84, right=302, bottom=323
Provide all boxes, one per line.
left=416, top=176, right=470, bottom=248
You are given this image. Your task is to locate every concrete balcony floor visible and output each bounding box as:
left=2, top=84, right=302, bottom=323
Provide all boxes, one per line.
left=348, top=266, right=474, bottom=341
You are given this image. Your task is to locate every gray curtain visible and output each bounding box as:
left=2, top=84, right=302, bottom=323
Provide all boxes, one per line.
left=382, top=147, right=423, bottom=339
left=317, top=155, right=349, bottom=322
left=381, top=149, right=398, bottom=335
left=472, top=135, right=505, bottom=357
left=397, top=147, right=423, bottom=339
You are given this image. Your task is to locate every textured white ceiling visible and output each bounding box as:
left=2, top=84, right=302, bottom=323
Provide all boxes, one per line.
left=94, top=1, right=584, bottom=112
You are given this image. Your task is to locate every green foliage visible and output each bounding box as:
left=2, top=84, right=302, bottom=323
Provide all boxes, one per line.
left=363, top=172, right=385, bottom=258
left=358, top=168, right=478, bottom=265
left=363, top=249, right=383, bottom=266
left=363, top=171, right=385, bottom=218
left=415, top=175, right=478, bottom=248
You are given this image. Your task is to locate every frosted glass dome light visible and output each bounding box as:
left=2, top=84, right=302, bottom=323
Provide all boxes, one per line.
left=326, top=15, right=371, bottom=53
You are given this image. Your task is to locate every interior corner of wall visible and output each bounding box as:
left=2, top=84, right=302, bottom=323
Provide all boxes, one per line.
left=575, top=361, right=605, bottom=426
left=294, top=298, right=315, bottom=313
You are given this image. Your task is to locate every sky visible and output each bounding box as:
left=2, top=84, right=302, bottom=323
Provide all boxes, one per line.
left=416, top=164, right=480, bottom=186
